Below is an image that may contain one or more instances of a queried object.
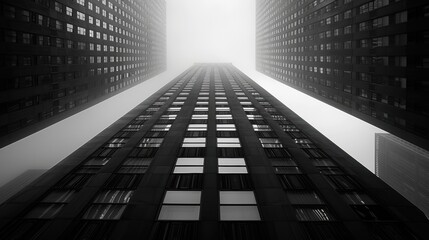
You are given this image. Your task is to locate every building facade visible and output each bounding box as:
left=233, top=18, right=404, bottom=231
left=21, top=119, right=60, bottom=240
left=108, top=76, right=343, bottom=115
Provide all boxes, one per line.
left=256, top=0, right=429, bottom=151
left=0, top=64, right=427, bottom=239
left=0, top=0, right=166, bottom=147
left=0, top=169, right=46, bottom=205
left=375, top=133, right=429, bottom=218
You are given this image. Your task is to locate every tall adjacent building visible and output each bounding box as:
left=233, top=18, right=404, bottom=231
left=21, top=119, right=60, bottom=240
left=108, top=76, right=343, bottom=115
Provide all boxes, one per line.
left=0, top=0, right=166, bottom=147
left=256, top=0, right=429, bottom=151
left=375, top=133, right=429, bottom=218
left=0, top=64, right=427, bottom=240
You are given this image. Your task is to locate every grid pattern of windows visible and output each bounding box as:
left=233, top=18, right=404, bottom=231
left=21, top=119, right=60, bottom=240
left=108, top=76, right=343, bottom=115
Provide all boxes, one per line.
left=0, top=0, right=166, bottom=147
left=256, top=0, right=429, bottom=151
left=1, top=64, right=427, bottom=240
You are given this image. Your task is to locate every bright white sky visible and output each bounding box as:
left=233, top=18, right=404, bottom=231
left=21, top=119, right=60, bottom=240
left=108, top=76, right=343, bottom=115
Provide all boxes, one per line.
left=0, top=0, right=384, bottom=188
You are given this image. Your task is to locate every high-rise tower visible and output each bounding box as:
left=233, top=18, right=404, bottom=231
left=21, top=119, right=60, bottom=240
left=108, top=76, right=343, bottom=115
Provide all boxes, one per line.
left=0, top=0, right=166, bottom=147
left=256, top=0, right=429, bottom=151
left=0, top=64, right=427, bottom=239
left=375, top=133, right=429, bottom=218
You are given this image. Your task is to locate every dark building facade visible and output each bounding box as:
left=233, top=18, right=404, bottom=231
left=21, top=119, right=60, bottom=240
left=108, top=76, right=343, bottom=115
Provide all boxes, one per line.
left=0, top=0, right=166, bottom=147
left=0, top=169, right=46, bottom=205
left=0, top=64, right=427, bottom=239
left=256, top=0, right=429, bottom=151
left=375, top=133, right=429, bottom=218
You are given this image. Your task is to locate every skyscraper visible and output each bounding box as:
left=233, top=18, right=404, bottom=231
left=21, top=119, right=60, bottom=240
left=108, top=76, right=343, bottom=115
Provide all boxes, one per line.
left=0, top=169, right=46, bottom=205
left=0, top=0, right=166, bottom=148
left=0, top=64, right=427, bottom=239
left=375, top=133, right=429, bottom=218
left=256, top=0, right=429, bottom=151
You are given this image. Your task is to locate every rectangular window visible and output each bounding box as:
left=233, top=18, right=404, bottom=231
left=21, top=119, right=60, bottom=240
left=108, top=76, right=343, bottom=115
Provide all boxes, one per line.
left=173, top=158, right=204, bottom=174
left=295, top=207, right=334, bottom=221
left=83, top=205, right=126, bottom=220
left=158, top=191, right=201, bottom=221
left=182, top=138, right=206, bottom=147
left=219, top=191, right=260, bottom=221
left=187, top=124, right=207, bottom=131
left=217, top=124, right=236, bottom=131
left=217, top=138, right=241, bottom=148
left=218, top=158, right=247, bottom=174
left=138, top=138, right=164, bottom=148
left=151, top=124, right=171, bottom=131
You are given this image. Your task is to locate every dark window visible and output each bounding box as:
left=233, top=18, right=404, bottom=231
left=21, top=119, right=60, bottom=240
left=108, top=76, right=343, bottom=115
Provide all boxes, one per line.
left=295, top=207, right=335, bottom=221
left=167, top=174, right=203, bottom=189
left=217, top=148, right=244, bottom=157
left=67, top=220, right=116, bottom=240
left=104, top=174, right=143, bottom=189
left=325, top=175, right=361, bottom=190
left=92, top=147, right=117, bottom=158
left=367, top=223, right=419, bottom=240
left=219, top=174, right=253, bottom=190
left=216, top=131, right=238, bottom=137
left=278, top=175, right=313, bottom=190
left=286, top=132, right=308, bottom=139
left=264, top=148, right=292, bottom=158
left=129, top=148, right=159, bottom=158
left=318, top=167, right=344, bottom=175
left=55, top=174, right=93, bottom=189
left=114, top=131, right=135, bottom=138
left=145, top=131, right=168, bottom=138
left=249, top=120, right=267, bottom=125
left=271, top=158, right=297, bottom=166
left=216, top=119, right=234, bottom=124
left=293, top=222, right=349, bottom=240
left=219, top=222, right=266, bottom=240
left=190, top=119, right=208, bottom=124
left=150, top=222, right=198, bottom=240
left=178, top=147, right=206, bottom=157
left=351, top=205, right=391, bottom=221
left=185, top=131, right=207, bottom=137
left=255, top=131, right=277, bottom=138
left=302, top=148, right=329, bottom=159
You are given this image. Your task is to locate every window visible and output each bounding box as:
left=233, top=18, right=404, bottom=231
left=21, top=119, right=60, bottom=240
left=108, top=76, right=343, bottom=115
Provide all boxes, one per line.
left=84, top=157, right=110, bottom=166
left=395, top=11, right=407, bottom=24
left=173, top=158, right=204, bottom=174
left=252, top=124, right=272, bottom=131
left=182, top=138, right=206, bottom=147
left=41, top=190, right=76, bottom=203
left=66, top=23, right=73, bottom=32
left=55, top=2, right=63, bottom=13
left=104, top=174, right=143, bottom=189
left=217, top=138, right=241, bottom=147
left=77, top=27, right=86, bottom=35
left=219, top=191, right=260, bottom=221
left=295, top=207, right=334, bottom=221
left=216, top=107, right=230, bottom=112
left=93, top=190, right=133, bottom=204
left=158, top=191, right=201, bottom=220
left=286, top=191, right=324, bottom=204
left=82, top=205, right=126, bottom=220
left=192, top=115, right=208, bottom=120
left=77, top=11, right=85, bottom=21
left=138, top=138, right=163, bottom=147
left=217, top=124, right=236, bottom=131
left=218, top=158, right=247, bottom=174
left=259, top=138, right=283, bottom=148
left=187, top=124, right=207, bottom=131
left=216, top=115, right=233, bottom=120
left=151, top=124, right=171, bottom=131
